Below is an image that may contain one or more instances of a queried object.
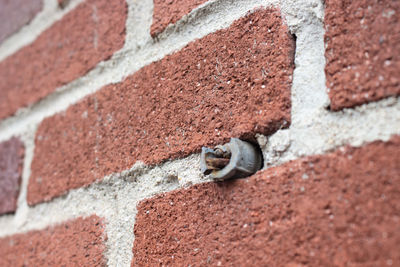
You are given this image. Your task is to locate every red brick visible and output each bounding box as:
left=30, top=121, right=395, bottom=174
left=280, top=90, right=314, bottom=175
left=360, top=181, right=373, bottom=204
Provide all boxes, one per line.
left=0, top=0, right=43, bottom=44
left=0, top=216, right=107, bottom=266
left=28, top=8, right=295, bottom=205
left=0, top=137, right=24, bottom=215
left=325, top=0, right=400, bottom=110
left=151, top=0, right=208, bottom=36
left=133, top=136, right=400, bottom=266
left=0, top=0, right=127, bottom=120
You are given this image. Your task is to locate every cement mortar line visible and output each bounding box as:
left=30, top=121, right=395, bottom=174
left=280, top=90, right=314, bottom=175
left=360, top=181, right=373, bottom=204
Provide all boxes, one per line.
left=258, top=98, right=400, bottom=167
left=0, top=96, right=398, bottom=265
left=0, top=92, right=398, bottom=257
left=0, top=1, right=325, bottom=265
left=12, top=125, right=38, bottom=233
left=0, top=153, right=210, bottom=266
left=257, top=10, right=400, bottom=168
left=0, top=0, right=84, bottom=62
left=1, top=67, right=399, bottom=264
left=0, top=0, right=317, bottom=238
left=1, top=0, right=325, bottom=225
left=1, top=0, right=399, bottom=265
left=0, top=0, right=323, bottom=142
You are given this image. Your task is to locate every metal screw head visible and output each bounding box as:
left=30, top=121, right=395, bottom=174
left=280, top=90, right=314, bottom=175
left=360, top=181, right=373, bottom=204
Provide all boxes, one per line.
left=200, top=138, right=262, bottom=181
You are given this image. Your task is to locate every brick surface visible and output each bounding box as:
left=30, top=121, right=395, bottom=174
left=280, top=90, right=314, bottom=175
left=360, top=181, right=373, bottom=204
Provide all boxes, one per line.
left=133, top=136, right=400, bottom=266
left=28, top=8, right=295, bottom=205
left=325, top=0, right=400, bottom=110
left=0, top=0, right=43, bottom=44
left=0, top=137, right=24, bottom=215
left=0, top=0, right=127, bottom=120
left=0, top=216, right=106, bottom=266
left=151, top=0, right=208, bottom=36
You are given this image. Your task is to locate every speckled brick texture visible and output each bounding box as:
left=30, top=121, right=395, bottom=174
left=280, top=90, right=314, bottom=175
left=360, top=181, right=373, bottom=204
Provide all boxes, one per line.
left=0, top=137, right=24, bottom=215
left=325, top=0, right=400, bottom=110
left=0, top=216, right=107, bottom=266
left=133, top=136, right=400, bottom=266
left=151, top=0, right=208, bottom=36
left=0, top=0, right=127, bottom=120
left=0, top=0, right=43, bottom=44
left=28, top=8, right=295, bottom=205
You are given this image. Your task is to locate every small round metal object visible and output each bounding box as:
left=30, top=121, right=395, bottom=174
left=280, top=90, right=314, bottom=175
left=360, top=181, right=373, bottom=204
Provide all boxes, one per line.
left=200, top=138, right=262, bottom=181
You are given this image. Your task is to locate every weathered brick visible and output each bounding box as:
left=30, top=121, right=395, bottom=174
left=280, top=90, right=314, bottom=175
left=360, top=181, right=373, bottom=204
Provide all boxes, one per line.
left=0, top=137, right=24, bottom=215
left=133, top=136, right=400, bottom=266
left=0, top=0, right=43, bottom=44
left=0, top=216, right=106, bottom=266
left=151, top=0, right=208, bottom=36
left=325, top=0, right=400, bottom=110
left=0, top=0, right=127, bottom=120
left=28, top=8, right=295, bottom=205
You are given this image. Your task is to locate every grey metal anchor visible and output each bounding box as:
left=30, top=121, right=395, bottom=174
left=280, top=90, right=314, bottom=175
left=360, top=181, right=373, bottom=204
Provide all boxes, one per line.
left=200, top=138, right=262, bottom=181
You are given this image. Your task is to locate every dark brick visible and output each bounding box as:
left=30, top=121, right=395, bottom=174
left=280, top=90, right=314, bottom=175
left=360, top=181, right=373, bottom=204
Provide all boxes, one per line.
left=0, top=216, right=107, bottom=266
left=28, top=8, right=295, bottom=205
left=133, top=136, right=400, bottom=266
left=151, top=0, right=208, bottom=36
left=325, top=0, right=400, bottom=110
left=0, top=137, right=24, bottom=215
left=0, top=0, right=43, bottom=44
left=0, top=0, right=127, bottom=120
left=58, top=0, right=70, bottom=9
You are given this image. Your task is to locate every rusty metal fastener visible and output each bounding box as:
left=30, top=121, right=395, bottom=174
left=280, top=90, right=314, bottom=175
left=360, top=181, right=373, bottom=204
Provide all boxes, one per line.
left=200, top=138, right=262, bottom=181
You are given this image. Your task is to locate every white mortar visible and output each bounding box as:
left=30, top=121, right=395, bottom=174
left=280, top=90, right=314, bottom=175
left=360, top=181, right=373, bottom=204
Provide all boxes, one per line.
left=0, top=154, right=209, bottom=266
left=0, top=0, right=274, bottom=141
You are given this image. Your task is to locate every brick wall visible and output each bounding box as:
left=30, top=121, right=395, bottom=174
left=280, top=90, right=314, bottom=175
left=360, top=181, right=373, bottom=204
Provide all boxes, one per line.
left=0, top=0, right=399, bottom=266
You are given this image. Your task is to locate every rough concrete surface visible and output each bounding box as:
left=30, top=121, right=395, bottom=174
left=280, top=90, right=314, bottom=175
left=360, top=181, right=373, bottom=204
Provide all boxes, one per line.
left=0, top=0, right=398, bottom=266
